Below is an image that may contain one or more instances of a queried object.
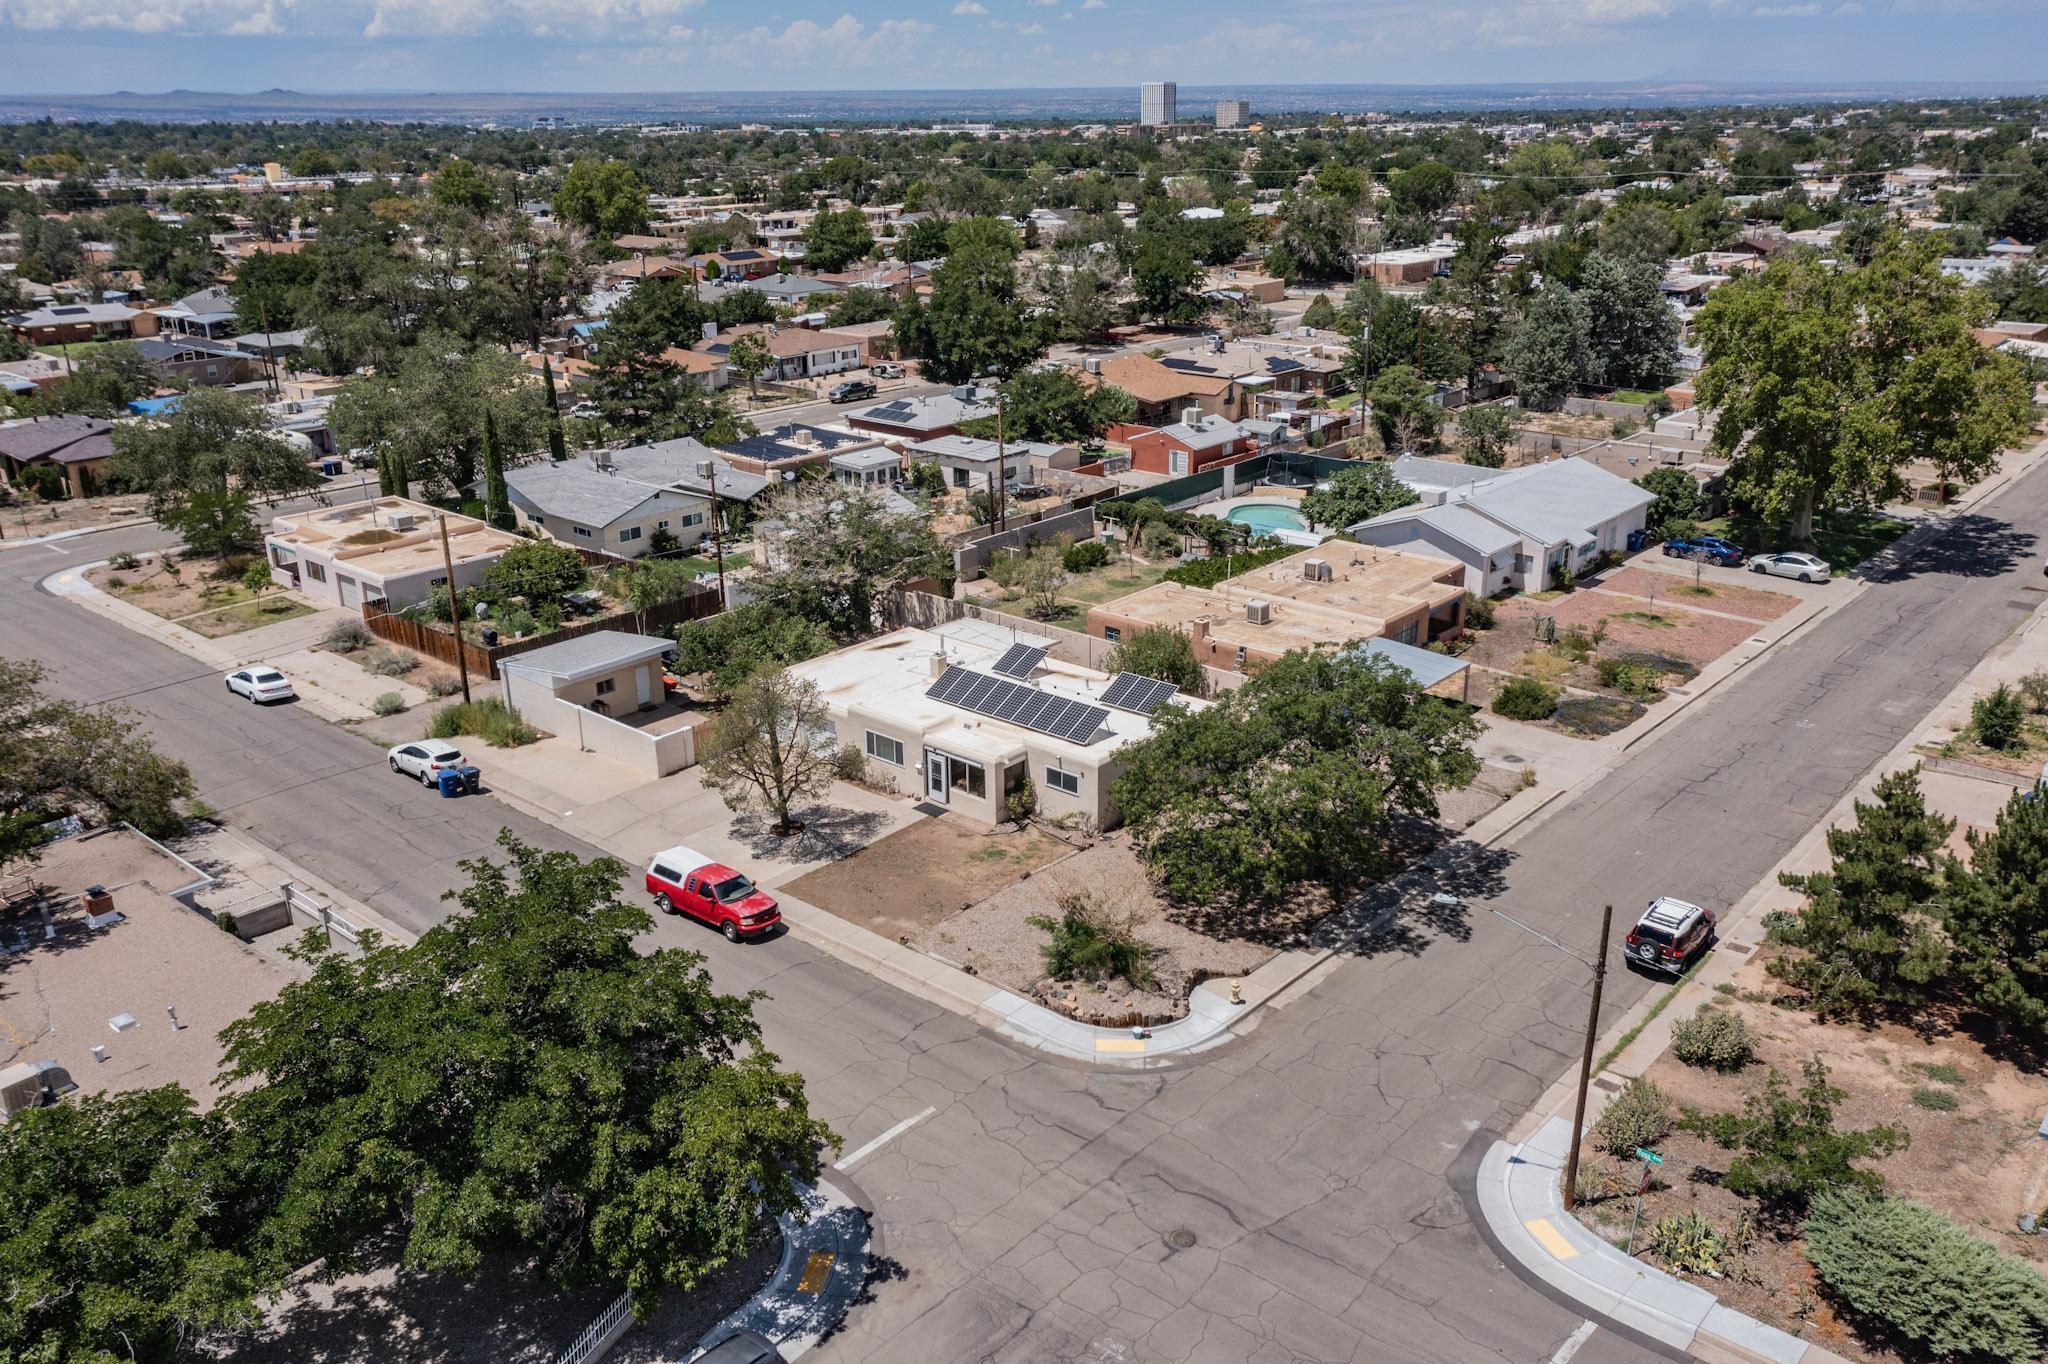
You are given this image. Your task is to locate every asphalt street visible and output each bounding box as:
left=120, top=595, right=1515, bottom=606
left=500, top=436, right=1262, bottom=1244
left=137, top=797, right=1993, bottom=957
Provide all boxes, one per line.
left=3, top=453, right=2044, bottom=1363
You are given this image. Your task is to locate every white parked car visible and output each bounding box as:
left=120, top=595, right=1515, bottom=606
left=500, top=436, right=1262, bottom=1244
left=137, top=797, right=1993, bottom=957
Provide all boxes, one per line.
left=225, top=665, right=296, bottom=704
left=1749, top=551, right=1831, bottom=583
left=388, top=739, right=466, bottom=785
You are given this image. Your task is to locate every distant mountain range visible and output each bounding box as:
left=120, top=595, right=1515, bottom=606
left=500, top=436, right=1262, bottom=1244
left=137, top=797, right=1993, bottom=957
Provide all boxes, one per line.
left=3, top=80, right=2044, bottom=126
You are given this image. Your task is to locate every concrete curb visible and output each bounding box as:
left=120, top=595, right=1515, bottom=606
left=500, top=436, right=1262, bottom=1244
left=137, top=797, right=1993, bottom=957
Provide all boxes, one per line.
left=1475, top=1118, right=1848, bottom=1364
left=0, top=517, right=154, bottom=549
left=687, top=1173, right=871, bottom=1362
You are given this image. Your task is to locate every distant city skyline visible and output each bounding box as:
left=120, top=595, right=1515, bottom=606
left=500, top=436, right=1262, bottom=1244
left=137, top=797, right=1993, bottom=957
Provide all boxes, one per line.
left=0, top=0, right=2043, bottom=95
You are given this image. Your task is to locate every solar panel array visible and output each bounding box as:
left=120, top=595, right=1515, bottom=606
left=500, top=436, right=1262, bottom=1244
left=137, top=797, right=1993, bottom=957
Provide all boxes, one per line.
left=861, top=399, right=916, bottom=421
left=926, top=666, right=1109, bottom=744
left=1100, top=672, right=1179, bottom=716
left=991, top=643, right=1048, bottom=678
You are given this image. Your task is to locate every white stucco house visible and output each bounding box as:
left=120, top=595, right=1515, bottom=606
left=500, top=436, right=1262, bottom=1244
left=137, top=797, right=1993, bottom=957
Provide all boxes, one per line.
left=1347, top=456, right=1653, bottom=594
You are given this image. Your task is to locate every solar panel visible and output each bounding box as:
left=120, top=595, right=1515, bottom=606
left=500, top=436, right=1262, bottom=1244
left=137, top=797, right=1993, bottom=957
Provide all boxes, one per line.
left=923, top=667, right=1108, bottom=744
left=1100, top=672, right=1179, bottom=716
left=991, top=643, right=1047, bottom=678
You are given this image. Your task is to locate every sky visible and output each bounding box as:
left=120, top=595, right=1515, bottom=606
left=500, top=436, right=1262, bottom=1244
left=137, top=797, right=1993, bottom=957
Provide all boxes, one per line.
left=0, top=0, right=2043, bottom=94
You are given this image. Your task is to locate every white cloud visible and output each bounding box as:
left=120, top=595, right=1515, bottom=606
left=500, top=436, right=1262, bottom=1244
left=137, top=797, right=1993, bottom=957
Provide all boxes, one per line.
left=1081, top=0, right=1107, bottom=8
left=951, top=0, right=987, bottom=10
left=361, top=0, right=701, bottom=38
left=1015, top=20, right=1046, bottom=31
left=1752, top=3, right=1820, bottom=14
left=701, top=14, right=936, bottom=67
left=0, top=0, right=293, bottom=34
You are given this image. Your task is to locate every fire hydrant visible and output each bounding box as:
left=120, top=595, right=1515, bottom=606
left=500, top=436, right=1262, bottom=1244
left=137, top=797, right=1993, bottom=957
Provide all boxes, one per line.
left=1228, top=980, right=1244, bottom=1006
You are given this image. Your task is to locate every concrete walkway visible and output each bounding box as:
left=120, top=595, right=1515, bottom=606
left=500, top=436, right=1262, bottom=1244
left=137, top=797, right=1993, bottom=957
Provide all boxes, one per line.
left=1477, top=1117, right=1849, bottom=1364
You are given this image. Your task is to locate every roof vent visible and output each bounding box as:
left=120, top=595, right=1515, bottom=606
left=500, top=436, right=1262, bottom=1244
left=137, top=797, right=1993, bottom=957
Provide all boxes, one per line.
left=592, top=448, right=614, bottom=470
left=389, top=510, right=416, bottom=531
left=1245, top=599, right=1272, bottom=625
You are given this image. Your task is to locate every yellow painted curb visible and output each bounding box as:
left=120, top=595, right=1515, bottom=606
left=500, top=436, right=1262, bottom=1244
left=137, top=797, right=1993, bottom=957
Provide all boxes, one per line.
left=1524, top=1217, right=1579, bottom=1260
left=1094, top=1036, right=1147, bottom=1054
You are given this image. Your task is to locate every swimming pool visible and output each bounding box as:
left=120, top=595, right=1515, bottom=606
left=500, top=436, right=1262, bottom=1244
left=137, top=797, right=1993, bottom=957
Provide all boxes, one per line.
left=1225, top=503, right=1308, bottom=535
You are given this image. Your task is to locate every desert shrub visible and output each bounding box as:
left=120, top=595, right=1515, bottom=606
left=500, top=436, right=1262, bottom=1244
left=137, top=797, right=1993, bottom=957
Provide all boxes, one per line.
left=1464, top=595, right=1495, bottom=630
left=1028, top=892, right=1156, bottom=991
left=2019, top=669, right=2048, bottom=716
left=1004, top=775, right=1037, bottom=827
left=1556, top=696, right=1646, bottom=736
left=1650, top=1211, right=1724, bottom=1276
left=362, top=646, right=418, bottom=677
left=427, top=675, right=462, bottom=698
left=427, top=697, right=539, bottom=747
left=1804, top=1191, right=2048, bottom=1364
left=1671, top=1004, right=1756, bottom=1071
left=1162, top=540, right=1298, bottom=588
left=1973, top=683, right=2027, bottom=750
left=1593, top=1076, right=1671, bottom=1156
left=1595, top=656, right=1664, bottom=699
left=1553, top=562, right=1575, bottom=591
left=1556, top=628, right=1595, bottom=661
left=498, top=607, right=538, bottom=638
left=108, top=550, right=140, bottom=570
left=371, top=691, right=407, bottom=717
left=1910, top=1087, right=1959, bottom=1112
left=1062, top=539, right=1111, bottom=573
left=831, top=744, right=865, bottom=782
left=1139, top=521, right=1182, bottom=560
left=1919, top=1062, right=1964, bottom=1085
left=104, top=575, right=127, bottom=590
left=1493, top=677, right=1560, bottom=721
left=324, top=618, right=374, bottom=653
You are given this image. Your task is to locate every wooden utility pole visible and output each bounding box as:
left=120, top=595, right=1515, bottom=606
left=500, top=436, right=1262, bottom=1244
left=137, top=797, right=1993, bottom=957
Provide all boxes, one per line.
left=1562, top=902, right=1614, bottom=1211
left=437, top=514, right=472, bottom=704
left=707, top=464, right=727, bottom=612
left=995, top=384, right=1008, bottom=532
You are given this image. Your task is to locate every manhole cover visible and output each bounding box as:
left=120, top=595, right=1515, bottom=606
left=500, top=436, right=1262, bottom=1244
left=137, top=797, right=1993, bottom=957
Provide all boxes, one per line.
left=1164, top=1228, right=1198, bottom=1251
left=1592, top=1076, right=1622, bottom=1093
left=1725, top=942, right=1753, bottom=955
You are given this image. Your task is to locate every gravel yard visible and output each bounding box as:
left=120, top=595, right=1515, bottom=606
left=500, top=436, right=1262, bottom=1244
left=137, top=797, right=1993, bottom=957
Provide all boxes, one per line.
left=1596, top=566, right=1800, bottom=623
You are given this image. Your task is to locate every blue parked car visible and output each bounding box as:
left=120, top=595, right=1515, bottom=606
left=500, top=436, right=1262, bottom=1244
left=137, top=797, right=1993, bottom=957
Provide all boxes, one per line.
left=1662, top=535, right=1746, bottom=566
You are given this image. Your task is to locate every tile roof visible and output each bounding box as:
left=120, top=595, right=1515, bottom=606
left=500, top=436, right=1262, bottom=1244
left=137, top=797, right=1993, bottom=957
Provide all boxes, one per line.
left=0, top=415, right=115, bottom=463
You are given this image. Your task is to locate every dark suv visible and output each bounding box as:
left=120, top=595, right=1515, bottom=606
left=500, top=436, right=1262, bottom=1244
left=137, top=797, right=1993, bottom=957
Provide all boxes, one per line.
left=829, top=379, right=877, bottom=403
left=1624, top=897, right=1716, bottom=975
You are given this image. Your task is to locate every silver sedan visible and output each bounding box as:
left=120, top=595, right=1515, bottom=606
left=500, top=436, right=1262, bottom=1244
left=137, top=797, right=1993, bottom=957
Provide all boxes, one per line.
left=1749, top=551, right=1831, bottom=582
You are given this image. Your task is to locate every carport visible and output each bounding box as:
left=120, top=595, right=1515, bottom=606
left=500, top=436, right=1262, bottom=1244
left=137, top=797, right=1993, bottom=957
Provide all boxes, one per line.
left=1353, top=635, right=1472, bottom=703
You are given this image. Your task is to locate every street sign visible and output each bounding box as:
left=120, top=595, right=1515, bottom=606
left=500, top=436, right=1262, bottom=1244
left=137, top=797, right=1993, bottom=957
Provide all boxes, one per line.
left=1634, top=1148, right=1663, bottom=1164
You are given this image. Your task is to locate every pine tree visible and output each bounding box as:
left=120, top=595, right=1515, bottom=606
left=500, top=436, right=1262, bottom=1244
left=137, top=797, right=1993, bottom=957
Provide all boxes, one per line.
left=541, top=356, right=568, bottom=463
left=1768, top=766, right=1952, bottom=1019
left=1941, top=788, right=2048, bottom=1039
left=482, top=408, right=510, bottom=529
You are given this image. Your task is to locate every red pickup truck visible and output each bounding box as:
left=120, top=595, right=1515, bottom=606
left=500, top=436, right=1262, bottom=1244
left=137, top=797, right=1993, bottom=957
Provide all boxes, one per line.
left=644, top=845, right=781, bottom=942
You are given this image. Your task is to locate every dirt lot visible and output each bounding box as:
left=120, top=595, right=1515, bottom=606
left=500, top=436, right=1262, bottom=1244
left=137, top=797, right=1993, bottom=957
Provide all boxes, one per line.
left=1598, top=567, right=1800, bottom=623
left=1920, top=714, right=2048, bottom=779
left=1, top=491, right=152, bottom=538
left=89, top=555, right=315, bottom=637
left=1573, top=950, right=2048, bottom=1363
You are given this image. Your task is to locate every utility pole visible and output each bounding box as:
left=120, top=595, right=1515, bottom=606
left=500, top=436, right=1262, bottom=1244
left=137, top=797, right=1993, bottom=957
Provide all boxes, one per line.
left=995, top=382, right=1008, bottom=532
left=1562, top=902, right=1614, bottom=1211
left=437, top=514, right=472, bottom=704
left=707, top=464, right=727, bottom=612
left=257, top=299, right=280, bottom=400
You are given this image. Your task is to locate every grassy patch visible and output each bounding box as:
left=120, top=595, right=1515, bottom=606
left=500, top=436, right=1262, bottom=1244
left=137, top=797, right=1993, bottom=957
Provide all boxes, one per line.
left=1609, top=389, right=1661, bottom=405
left=1918, top=1061, right=1965, bottom=1085
left=1063, top=559, right=1172, bottom=604
left=1910, top=1086, right=1960, bottom=1112
left=1614, top=610, right=1676, bottom=628
left=184, top=595, right=317, bottom=638
left=1698, top=508, right=1910, bottom=577
left=1519, top=650, right=1575, bottom=682
left=1597, top=951, right=1710, bottom=1072
left=674, top=550, right=752, bottom=574
left=426, top=697, right=540, bottom=748
left=1673, top=583, right=1717, bottom=598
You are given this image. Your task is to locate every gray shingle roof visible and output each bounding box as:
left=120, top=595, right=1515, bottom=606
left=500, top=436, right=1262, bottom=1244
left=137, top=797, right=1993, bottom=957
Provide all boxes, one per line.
left=1351, top=502, right=1520, bottom=556
left=605, top=439, right=773, bottom=500
left=0, top=415, right=114, bottom=463
left=1460, top=459, right=1653, bottom=545
left=498, top=630, right=672, bottom=686
left=503, top=461, right=692, bottom=528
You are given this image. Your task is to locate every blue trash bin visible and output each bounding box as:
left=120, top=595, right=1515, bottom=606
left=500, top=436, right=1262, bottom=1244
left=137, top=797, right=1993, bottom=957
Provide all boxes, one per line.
left=437, top=769, right=465, bottom=798
left=457, top=765, right=481, bottom=794
left=1627, top=529, right=1649, bottom=553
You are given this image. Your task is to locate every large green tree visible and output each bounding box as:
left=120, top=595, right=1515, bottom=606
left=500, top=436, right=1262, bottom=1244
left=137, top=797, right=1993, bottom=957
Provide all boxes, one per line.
left=1694, top=237, right=2032, bottom=542
left=752, top=482, right=948, bottom=634
left=892, top=217, right=1047, bottom=384
left=219, top=835, right=834, bottom=1315
left=109, top=387, right=320, bottom=557
left=1576, top=251, right=1680, bottom=391
left=1502, top=281, right=1593, bottom=412
left=956, top=367, right=1136, bottom=446
left=1130, top=230, right=1203, bottom=323
left=675, top=601, right=834, bottom=704
left=1111, top=649, right=1481, bottom=912
left=553, top=159, right=649, bottom=239
left=1366, top=364, right=1444, bottom=453
left=1103, top=627, right=1206, bottom=696
left=1940, top=787, right=2048, bottom=1041
left=802, top=207, right=874, bottom=272
left=1299, top=462, right=1419, bottom=530
left=330, top=338, right=549, bottom=501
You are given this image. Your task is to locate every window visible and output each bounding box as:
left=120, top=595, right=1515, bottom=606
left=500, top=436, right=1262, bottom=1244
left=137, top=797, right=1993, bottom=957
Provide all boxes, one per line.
left=656, top=518, right=670, bottom=530
left=1235, top=645, right=1247, bottom=667
left=651, top=863, right=679, bottom=882
left=1393, top=622, right=1419, bottom=646
left=865, top=731, right=905, bottom=766
left=618, top=526, right=643, bottom=543
left=947, top=756, right=985, bottom=799
left=1044, top=766, right=1080, bottom=796
left=679, top=512, right=705, bottom=528
left=530, top=513, right=546, bottom=526
left=304, top=561, right=327, bottom=583
left=595, top=678, right=617, bottom=696
left=1102, top=626, right=1121, bottom=643
left=573, top=526, right=593, bottom=539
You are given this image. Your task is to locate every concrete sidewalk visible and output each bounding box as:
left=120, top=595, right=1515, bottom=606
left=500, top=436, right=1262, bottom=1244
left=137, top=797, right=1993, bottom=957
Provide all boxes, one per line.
left=1478, top=1118, right=1849, bottom=1364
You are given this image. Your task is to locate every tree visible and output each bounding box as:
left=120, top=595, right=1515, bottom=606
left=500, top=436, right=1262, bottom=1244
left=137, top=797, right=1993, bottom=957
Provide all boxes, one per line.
left=1441, top=207, right=1510, bottom=383
left=987, top=543, right=1069, bottom=619
left=0, top=1087, right=260, bottom=1364
left=1502, top=281, right=1594, bottom=412
left=1130, top=231, right=1203, bottom=323
left=1028, top=245, right=1125, bottom=343
left=482, top=538, right=590, bottom=605
left=482, top=408, right=511, bottom=529
left=429, top=157, right=494, bottom=217
left=1388, top=161, right=1459, bottom=219
left=752, top=482, right=948, bottom=634
left=1366, top=364, right=1443, bottom=452
left=1269, top=193, right=1357, bottom=282
left=1110, top=649, right=1481, bottom=910
left=49, top=341, right=157, bottom=416
left=143, top=148, right=192, bottom=181
left=248, top=192, right=292, bottom=243
left=1803, top=1191, right=2048, bottom=1364
left=1678, top=1058, right=1907, bottom=1217
left=1300, top=294, right=1339, bottom=331
left=956, top=368, right=1135, bottom=446
left=1454, top=404, right=1514, bottom=469
left=725, top=331, right=771, bottom=399
left=1768, top=766, right=1952, bottom=1020
left=1940, top=787, right=2048, bottom=1040
left=1103, top=627, right=1205, bottom=696
left=330, top=339, right=550, bottom=500
left=553, top=159, right=649, bottom=239
left=674, top=602, right=834, bottom=704
left=825, top=286, right=896, bottom=328
left=892, top=217, right=1047, bottom=384
left=0, top=659, right=195, bottom=872
left=699, top=670, right=839, bottom=836
left=541, top=356, right=569, bottom=462
left=1299, top=462, right=1419, bottom=530
left=220, top=834, right=834, bottom=1314
left=1577, top=251, right=1680, bottom=391
left=109, top=387, right=320, bottom=558
left=1636, top=466, right=1706, bottom=541
left=1694, top=238, right=2032, bottom=543
left=802, top=207, right=874, bottom=272
left=586, top=284, right=749, bottom=443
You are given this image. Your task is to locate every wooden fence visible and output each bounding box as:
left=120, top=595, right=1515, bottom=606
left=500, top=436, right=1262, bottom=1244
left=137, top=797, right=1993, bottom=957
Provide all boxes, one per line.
left=362, top=586, right=722, bottom=682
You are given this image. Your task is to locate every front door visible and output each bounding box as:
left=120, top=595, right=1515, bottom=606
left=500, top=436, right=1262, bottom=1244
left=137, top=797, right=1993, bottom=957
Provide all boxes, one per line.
left=634, top=666, right=652, bottom=708
left=926, top=749, right=949, bottom=805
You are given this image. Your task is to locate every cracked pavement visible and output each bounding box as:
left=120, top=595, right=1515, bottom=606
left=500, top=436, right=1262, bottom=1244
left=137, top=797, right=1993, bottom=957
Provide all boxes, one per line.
left=5, top=460, right=2044, bottom=1363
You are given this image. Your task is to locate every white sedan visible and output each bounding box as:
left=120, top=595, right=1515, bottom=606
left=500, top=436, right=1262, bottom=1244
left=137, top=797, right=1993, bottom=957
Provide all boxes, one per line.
left=1749, top=551, right=1831, bottom=583
left=225, top=665, right=296, bottom=703
left=388, top=739, right=466, bottom=785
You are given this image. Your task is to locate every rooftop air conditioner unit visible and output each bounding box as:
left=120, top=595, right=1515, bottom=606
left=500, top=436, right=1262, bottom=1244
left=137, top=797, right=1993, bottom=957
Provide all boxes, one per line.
left=1303, top=558, right=1331, bottom=582
left=695, top=460, right=715, bottom=479
left=1181, top=406, right=1203, bottom=428
left=592, top=449, right=614, bottom=470
left=1083, top=357, right=1101, bottom=374
left=1245, top=599, right=1272, bottom=625
left=389, top=511, right=416, bottom=531
left=701, top=320, right=718, bottom=341
left=0, top=1063, right=50, bottom=1121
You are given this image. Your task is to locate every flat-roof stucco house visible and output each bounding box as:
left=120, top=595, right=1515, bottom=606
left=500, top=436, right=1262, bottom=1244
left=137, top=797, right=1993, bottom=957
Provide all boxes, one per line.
left=265, top=498, right=524, bottom=610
